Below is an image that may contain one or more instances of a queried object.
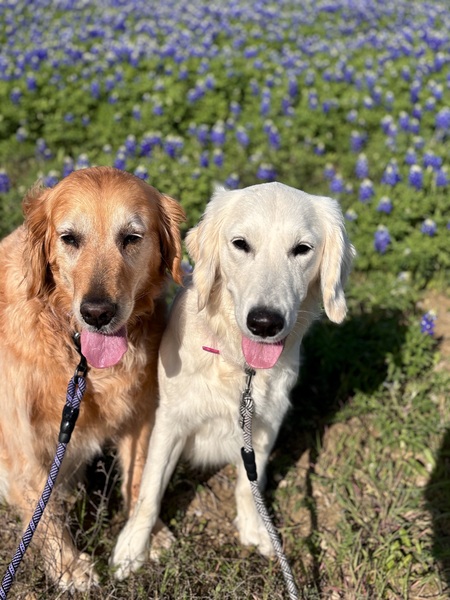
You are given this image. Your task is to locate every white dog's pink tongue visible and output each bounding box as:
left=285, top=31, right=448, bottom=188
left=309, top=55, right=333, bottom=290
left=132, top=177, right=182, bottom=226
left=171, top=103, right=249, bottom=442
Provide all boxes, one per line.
left=242, top=337, right=284, bottom=369
left=80, top=327, right=128, bottom=368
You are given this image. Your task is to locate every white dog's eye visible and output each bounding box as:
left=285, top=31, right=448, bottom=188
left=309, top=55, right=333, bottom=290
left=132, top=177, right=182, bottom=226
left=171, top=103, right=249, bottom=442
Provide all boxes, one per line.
left=232, top=238, right=251, bottom=253
left=292, top=243, right=313, bottom=257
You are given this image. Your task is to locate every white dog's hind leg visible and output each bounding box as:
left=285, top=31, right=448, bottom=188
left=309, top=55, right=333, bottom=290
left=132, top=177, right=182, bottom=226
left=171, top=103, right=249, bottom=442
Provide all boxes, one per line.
left=110, top=422, right=185, bottom=580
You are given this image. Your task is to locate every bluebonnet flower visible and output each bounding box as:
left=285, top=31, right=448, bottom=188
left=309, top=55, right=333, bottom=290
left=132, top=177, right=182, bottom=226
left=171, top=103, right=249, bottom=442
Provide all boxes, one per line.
left=75, top=153, right=90, bottom=169
left=424, top=97, right=436, bottom=111
left=288, top=77, right=298, bottom=99
left=405, top=148, right=417, bottom=165
left=350, top=130, right=367, bottom=152
left=90, top=80, right=100, bottom=99
left=108, top=92, right=119, bottom=104
left=43, top=170, right=59, bottom=188
left=381, top=115, right=394, bottom=135
left=211, top=122, right=226, bottom=146
left=260, top=90, right=271, bottom=116
left=323, top=164, right=335, bottom=180
left=212, top=149, right=223, bottom=168
left=26, top=73, right=37, bottom=92
left=134, top=165, right=149, bottom=180
left=153, top=102, right=164, bottom=116
left=308, top=91, right=318, bottom=110
left=421, top=218, right=437, bottom=236
left=16, top=126, right=28, bottom=142
left=113, top=151, right=126, bottom=170
left=412, top=104, right=422, bottom=120
left=199, top=151, right=209, bottom=168
left=196, top=125, right=209, bottom=146
left=385, top=91, right=394, bottom=107
left=314, top=142, right=325, bottom=155
left=398, top=111, right=410, bottom=131
left=376, top=196, right=393, bottom=214
left=435, top=107, right=450, bottom=130
left=125, top=134, right=137, bottom=156
left=409, top=165, right=423, bottom=190
left=225, top=173, right=239, bottom=189
left=329, top=174, right=345, bottom=194
left=62, top=157, right=74, bottom=178
left=36, top=138, right=53, bottom=160
left=346, top=109, right=358, bottom=123
left=10, top=87, right=22, bottom=104
left=374, top=225, right=391, bottom=254
left=164, top=136, right=184, bottom=159
left=236, top=127, right=249, bottom=147
left=81, top=115, right=90, bottom=127
left=267, top=125, right=280, bottom=150
left=132, top=105, right=141, bottom=120
left=381, top=161, right=401, bottom=186
left=410, top=80, right=421, bottom=103
left=359, top=178, right=374, bottom=202
left=420, top=311, right=436, bottom=336
left=435, top=167, right=448, bottom=187
left=423, top=152, right=442, bottom=170
left=229, top=101, right=241, bottom=116
left=355, top=154, right=369, bottom=179
left=0, top=169, right=11, bottom=193
left=344, top=209, right=358, bottom=221
left=256, top=163, right=276, bottom=181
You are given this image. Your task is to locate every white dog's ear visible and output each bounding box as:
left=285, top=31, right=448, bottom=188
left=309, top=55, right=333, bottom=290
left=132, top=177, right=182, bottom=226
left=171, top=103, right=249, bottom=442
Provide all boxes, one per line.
left=185, top=188, right=227, bottom=311
left=319, top=202, right=356, bottom=324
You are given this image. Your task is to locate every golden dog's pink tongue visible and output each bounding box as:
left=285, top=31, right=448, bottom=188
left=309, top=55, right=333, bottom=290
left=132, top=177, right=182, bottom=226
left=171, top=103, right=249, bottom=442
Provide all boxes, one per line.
left=80, top=327, right=128, bottom=368
left=242, top=337, right=284, bottom=369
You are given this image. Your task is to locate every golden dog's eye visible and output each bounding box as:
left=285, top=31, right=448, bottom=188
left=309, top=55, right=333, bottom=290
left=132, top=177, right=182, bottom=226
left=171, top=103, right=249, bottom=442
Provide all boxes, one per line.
left=232, top=238, right=251, bottom=253
left=60, top=233, right=80, bottom=248
left=122, top=234, right=142, bottom=249
left=292, top=243, right=313, bottom=256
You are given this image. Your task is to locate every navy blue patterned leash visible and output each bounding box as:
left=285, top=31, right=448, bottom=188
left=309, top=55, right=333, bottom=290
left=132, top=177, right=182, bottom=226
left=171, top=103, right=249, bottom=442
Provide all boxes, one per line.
left=0, top=333, right=88, bottom=599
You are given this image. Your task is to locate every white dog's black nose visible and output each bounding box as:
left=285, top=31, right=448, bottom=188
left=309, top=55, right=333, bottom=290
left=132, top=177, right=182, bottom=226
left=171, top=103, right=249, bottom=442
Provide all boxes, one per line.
left=80, top=298, right=117, bottom=329
left=246, top=307, right=285, bottom=338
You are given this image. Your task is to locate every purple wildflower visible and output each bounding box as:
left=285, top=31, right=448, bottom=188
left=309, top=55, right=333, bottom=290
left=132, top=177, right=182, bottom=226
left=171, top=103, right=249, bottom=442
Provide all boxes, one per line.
left=420, top=311, right=436, bottom=336
left=423, top=152, right=442, bottom=170
left=113, top=151, right=126, bottom=170
left=421, top=219, right=437, bottom=236
left=323, top=164, right=335, bottom=180
left=199, top=151, right=209, bottom=168
left=350, top=130, right=367, bottom=152
left=329, top=174, right=345, bottom=194
left=359, top=178, right=374, bottom=202
left=0, top=169, right=11, bottom=193
left=355, top=154, right=369, bottom=179
left=374, top=226, right=391, bottom=254
left=225, top=173, right=239, bottom=189
left=134, top=165, right=149, bottom=180
left=344, top=209, right=358, bottom=221
left=376, top=196, right=393, bottom=214
left=236, top=127, right=249, bottom=147
left=405, top=148, right=417, bottom=165
left=381, top=162, right=401, bottom=186
left=212, top=149, right=223, bottom=167
left=43, top=170, right=59, bottom=188
left=409, top=165, right=423, bottom=190
left=75, top=153, right=90, bottom=169
left=256, top=163, right=276, bottom=181
left=435, top=168, right=448, bottom=187
left=62, top=157, right=74, bottom=178
left=435, top=107, right=450, bottom=130
left=211, top=122, right=226, bottom=146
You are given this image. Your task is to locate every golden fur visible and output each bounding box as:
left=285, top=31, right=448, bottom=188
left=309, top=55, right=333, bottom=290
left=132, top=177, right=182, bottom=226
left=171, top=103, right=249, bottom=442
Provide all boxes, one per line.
left=0, top=166, right=184, bottom=590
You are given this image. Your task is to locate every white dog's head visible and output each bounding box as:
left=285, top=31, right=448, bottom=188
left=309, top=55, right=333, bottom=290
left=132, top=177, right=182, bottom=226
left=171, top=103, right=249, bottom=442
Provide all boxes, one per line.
left=186, top=182, right=355, bottom=369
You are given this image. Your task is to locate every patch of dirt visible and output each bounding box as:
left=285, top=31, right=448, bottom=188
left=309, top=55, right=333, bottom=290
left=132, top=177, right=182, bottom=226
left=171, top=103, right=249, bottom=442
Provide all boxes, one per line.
left=419, top=291, right=450, bottom=372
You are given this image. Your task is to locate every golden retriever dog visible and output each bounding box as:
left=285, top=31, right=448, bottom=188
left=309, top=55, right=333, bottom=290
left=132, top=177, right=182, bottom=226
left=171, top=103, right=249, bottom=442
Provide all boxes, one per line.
left=111, top=181, right=355, bottom=578
left=0, top=166, right=184, bottom=590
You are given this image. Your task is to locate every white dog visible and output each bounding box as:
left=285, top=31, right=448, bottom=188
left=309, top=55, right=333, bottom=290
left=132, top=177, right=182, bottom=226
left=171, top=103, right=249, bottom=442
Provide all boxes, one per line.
left=111, top=182, right=355, bottom=578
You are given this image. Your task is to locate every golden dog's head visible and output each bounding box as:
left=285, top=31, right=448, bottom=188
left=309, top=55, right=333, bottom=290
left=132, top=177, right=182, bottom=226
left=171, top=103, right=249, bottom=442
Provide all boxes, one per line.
left=22, top=166, right=184, bottom=366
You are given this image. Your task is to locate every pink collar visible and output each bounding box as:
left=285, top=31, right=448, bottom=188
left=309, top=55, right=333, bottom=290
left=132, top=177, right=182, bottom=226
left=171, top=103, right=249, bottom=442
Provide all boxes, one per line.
left=202, top=345, right=220, bottom=355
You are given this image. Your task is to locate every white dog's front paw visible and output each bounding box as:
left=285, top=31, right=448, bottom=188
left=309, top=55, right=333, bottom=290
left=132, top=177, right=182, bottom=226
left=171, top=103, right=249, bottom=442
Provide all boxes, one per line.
left=110, top=523, right=150, bottom=581
left=234, top=517, right=275, bottom=557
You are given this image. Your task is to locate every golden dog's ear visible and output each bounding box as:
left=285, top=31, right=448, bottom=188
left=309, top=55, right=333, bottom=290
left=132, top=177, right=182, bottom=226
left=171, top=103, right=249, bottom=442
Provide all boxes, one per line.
left=159, top=194, right=186, bottom=285
left=319, top=200, right=356, bottom=324
left=22, top=182, right=53, bottom=300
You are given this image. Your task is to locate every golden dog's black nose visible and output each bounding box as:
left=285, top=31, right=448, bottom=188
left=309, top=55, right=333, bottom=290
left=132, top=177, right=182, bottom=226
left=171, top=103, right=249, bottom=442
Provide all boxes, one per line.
left=80, top=299, right=117, bottom=329
left=246, top=307, right=284, bottom=338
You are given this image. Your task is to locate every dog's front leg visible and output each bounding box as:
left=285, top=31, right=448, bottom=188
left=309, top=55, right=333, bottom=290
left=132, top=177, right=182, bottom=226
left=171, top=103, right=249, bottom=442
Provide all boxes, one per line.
left=110, top=414, right=185, bottom=580
left=8, top=480, right=99, bottom=591
left=234, top=441, right=275, bottom=557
